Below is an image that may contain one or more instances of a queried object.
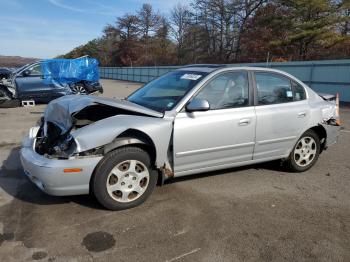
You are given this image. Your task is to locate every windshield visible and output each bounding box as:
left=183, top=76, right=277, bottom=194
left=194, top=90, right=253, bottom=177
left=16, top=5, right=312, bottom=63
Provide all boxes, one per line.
left=13, top=64, right=30, bottom=74
left=127, top=70, right=207, bottom=112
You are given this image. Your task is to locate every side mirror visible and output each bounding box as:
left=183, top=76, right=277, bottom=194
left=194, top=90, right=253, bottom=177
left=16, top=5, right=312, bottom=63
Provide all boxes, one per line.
left=185, top=98, right=210, bottom=112
left=22, top=70, right=31, bottom=76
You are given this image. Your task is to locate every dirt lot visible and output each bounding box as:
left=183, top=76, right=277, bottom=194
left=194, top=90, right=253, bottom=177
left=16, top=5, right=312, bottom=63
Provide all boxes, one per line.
left=0, top=79, right=350, bottom=262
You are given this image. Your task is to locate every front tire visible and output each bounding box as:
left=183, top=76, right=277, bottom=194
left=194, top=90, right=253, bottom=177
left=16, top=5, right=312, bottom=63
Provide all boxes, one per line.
left=285, top=130, right=320, bottom=172
left=92, top=147, right=157, bottom=210
left=0, top=86, right=12, bottom=102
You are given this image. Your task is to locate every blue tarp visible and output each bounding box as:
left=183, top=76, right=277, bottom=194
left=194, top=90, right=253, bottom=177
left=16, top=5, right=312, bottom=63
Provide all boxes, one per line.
left=41, top=57, right=99, bottom=85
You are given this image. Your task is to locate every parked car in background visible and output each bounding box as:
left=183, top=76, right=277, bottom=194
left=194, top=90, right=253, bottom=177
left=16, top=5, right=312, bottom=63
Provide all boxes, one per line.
left=20, top=65, right=341, bottom=210
left=0, top=58, right=103, bottom=104
left=0, top=67, right=12, bottom=79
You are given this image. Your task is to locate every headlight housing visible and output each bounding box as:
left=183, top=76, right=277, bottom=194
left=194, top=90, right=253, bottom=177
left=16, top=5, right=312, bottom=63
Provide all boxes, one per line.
left=52, top=135, right=77, bottom=158
left=35, top=122, right=77, bottom=159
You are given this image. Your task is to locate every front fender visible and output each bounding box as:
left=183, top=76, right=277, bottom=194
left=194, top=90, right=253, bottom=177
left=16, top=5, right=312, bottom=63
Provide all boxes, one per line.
left=71, top=115, right=173, bottom=167
left=104, top=137, right=147, bottom=154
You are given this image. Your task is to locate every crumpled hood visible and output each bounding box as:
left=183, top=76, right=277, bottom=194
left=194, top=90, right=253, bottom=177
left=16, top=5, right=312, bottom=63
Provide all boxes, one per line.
left=44, top=95, right=163, bottom=134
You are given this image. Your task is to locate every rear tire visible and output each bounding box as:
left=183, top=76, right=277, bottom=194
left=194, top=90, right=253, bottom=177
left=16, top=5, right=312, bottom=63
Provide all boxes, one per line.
left=70, top=84, right=87, bottom=95
left=285, top=130, right=320, bottom=172
left=92, top=146, right=157, bottom=211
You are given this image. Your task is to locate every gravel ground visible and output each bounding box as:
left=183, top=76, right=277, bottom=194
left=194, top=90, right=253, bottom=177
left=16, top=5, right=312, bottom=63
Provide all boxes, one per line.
left=0, top=79, right=349, bottom=262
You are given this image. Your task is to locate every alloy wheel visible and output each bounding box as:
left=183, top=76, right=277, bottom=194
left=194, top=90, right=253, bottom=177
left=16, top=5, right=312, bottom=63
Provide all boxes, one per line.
left=106, top=160, right=150, bottom=203
left=71, top=85, right=87, bottom=95
left=293, top=136, right=317, bottom=167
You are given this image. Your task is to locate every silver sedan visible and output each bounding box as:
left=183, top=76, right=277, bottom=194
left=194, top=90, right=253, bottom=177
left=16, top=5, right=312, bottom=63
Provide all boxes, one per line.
left=20, top=65, right=341, bottom=210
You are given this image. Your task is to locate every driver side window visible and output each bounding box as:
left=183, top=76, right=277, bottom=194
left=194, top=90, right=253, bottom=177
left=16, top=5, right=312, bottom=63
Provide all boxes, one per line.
left=28, top=64, right=42, bottom=76
left=195, top=71, right=249, bottom=110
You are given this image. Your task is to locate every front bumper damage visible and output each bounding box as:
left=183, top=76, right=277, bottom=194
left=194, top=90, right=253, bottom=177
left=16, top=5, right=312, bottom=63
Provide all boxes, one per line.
left=20, top=133, right=102, bottom=196
left=20, top=95, right=169, bottom=196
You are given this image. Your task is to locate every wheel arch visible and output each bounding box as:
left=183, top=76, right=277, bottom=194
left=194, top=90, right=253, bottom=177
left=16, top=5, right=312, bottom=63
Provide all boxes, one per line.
left=309, top=125, right=327, bottom=153
left=0, top=85, right=13, bottom=99
left=103, top=129, right=157, bottom=165
left=89, top=129, right=160, bottom=195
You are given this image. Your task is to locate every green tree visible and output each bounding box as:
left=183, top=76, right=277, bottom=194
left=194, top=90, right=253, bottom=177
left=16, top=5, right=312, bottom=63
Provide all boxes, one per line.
left=272, top=0, right=350, bottom=60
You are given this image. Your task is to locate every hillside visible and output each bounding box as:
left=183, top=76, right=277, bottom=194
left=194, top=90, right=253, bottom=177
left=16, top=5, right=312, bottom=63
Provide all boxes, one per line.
left=0, top=55, right=39, bottom=67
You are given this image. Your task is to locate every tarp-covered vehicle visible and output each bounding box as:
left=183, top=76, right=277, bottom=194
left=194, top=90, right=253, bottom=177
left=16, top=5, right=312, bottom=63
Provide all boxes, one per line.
left=20, top=65, right=341, bottom=211
left=0, top=57, right=103, bottom=107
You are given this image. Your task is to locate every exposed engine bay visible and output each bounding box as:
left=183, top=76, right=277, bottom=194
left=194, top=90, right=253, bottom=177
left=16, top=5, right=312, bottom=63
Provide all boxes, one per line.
left=34, top=95, right=164, bottom=159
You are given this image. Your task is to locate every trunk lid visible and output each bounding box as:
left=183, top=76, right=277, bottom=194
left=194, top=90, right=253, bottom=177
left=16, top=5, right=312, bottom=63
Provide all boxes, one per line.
left=318, top=92, right=336, bottom=101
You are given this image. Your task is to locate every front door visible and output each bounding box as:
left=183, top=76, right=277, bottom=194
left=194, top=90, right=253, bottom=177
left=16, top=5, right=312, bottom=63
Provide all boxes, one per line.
left=15, top=63, right=61, bottom=100
left=173, top=71, right=256, bottom=175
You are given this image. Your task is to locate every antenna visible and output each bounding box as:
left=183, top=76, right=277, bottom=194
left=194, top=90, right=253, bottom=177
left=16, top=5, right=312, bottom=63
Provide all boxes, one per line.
left=266, top=52, right=270, bottom=67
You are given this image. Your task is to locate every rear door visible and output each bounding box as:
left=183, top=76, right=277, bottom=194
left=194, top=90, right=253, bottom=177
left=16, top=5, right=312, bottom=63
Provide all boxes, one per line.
left=173, top=71, right=256, bottom=175
left=252, top=71, right=310, bottom=160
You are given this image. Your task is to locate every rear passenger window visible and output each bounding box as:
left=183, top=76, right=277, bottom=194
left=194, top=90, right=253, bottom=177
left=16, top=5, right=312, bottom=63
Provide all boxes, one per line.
left=255, top=72, right=293, bottom=105
left=292, top=81, right=306, bottom=101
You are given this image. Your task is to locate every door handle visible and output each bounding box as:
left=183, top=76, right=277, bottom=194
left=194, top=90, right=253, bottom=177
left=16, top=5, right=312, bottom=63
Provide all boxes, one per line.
left=239, top=118, right=251, bottom=126
left=298, top=112, right=306, bottom=118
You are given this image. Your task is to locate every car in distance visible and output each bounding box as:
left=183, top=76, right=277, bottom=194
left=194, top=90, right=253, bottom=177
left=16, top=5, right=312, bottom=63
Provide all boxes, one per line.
left=20, top=65, right=341, bottom=210
left=0, top=60, right=103, bottom=104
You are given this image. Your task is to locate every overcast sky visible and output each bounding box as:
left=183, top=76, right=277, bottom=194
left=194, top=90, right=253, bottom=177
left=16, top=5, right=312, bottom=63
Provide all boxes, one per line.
left=0, top=0, right=190, bottom=59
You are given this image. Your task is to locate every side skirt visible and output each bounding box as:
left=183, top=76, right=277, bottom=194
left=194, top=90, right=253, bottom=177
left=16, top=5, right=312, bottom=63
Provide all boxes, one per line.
left=173, top=154, right=289, bottom=178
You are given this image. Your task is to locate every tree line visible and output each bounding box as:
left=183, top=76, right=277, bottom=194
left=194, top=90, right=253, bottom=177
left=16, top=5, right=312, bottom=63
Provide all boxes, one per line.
left=61, top=0, right=350, bottom=66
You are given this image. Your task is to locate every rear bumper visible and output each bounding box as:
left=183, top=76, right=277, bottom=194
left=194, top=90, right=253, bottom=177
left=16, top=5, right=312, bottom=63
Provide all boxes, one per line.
left=322, top=123, right=341, bottom=148
left=84, top=81, right=103, bottom=94
left=20, top=136, right=103, bottom=196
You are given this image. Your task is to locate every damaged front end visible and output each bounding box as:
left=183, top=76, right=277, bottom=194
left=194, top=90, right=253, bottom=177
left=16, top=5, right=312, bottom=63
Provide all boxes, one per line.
left=35, top=120, right=78, bottom=159
left=33, top=95, right=164, bottom=159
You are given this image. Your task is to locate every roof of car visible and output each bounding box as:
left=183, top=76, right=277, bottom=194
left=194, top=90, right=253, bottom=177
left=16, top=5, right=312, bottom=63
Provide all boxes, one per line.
left=177, top=64, right=227, bottom=73
left=177, top=64, right=294, bottom=74
left=175, top=65, right=308, bottom=87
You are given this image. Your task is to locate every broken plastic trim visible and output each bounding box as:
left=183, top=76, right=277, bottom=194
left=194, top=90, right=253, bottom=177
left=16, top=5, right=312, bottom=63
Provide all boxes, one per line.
left=321, top=122, right=341, bottom=149
left=323, top=117, right=339, bottom=126
left=35, top=122, right=76, bottom=159
left=318, top=93, right=336, bottom=101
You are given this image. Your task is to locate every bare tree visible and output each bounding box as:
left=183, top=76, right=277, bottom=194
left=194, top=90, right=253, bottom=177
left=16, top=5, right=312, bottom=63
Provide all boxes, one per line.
left=190, top=0, right=266, bottom=62
left=230, top=0, right=267, bottom=61
left=171, top=3, right=192, bottom=63
left=117, top=14, right=140, bottom=40
left=117, top=14, right=140, bottom=66
left=138, top=3, right=161, bottom=39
